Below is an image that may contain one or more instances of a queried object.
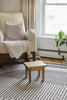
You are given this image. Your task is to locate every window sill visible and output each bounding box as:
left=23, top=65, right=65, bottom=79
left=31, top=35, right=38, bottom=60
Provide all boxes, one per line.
left=37, top=35, right=55, bottom=39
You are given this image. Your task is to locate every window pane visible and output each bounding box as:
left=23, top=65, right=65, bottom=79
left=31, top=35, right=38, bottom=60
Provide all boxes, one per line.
left=46, top=0, right=67, bottom=3
left=45, top=5, right=67, bottom=34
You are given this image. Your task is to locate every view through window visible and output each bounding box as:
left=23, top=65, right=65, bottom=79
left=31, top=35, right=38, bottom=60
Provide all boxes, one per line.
left=44, top=0, right=67, bottom=35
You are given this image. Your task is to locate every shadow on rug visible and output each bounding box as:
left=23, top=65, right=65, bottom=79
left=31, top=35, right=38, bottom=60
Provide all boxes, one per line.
left=0, top=69, right=67, bottom=86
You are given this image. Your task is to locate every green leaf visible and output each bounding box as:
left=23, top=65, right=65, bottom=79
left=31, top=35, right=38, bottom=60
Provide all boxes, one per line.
left=56, top=41, right=58, bottom=47
left=55, top=38, right=57, bottom=41
left=62, top=56, right=64, bottom=60
left=58, top=30, right=65, bottom=39
left=59, top=41, right=65, bottom=46
left=55, top=30, right=67, bottom=56
left=61, top=31, right=64, bottom=36
left=55, top=34, right=57, bottom=38
left=63, top=38, right=66, bottom=40
left=65, top=34, right=67, bottom=37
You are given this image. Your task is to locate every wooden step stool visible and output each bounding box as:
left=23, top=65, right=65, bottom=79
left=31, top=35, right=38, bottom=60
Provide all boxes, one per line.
left=24, top=61, right=47, bottom=83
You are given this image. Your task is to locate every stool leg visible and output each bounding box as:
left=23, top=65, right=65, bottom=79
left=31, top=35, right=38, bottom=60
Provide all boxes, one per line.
left=29, top=70, right=31, bottom=83
left=38, top=70, right=40, bottom=77
left=42, top=68, right=45, bottom=81
left=25, top=67, right=27, bottom=78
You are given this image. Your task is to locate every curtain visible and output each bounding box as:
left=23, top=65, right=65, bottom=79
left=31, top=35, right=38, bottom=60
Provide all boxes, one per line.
left=34, top=0, right=42, bottom=36
left=21, top=0, right=42, bottom=36
left=21, top=0, right=35, bottom=31
left=21, top=0, right=41, bottom=58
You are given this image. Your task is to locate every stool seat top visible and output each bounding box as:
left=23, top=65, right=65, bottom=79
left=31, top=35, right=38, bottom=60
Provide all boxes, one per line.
left=24, top=61, right=47, bottom=68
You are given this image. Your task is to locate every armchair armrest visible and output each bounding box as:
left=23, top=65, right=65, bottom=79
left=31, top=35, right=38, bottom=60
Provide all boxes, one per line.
left=25, top=29, right=37, bottom=52
left=0, top=31, right=4, bottom=42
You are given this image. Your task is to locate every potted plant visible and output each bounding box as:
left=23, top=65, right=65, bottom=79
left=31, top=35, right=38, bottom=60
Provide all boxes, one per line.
left=55, top=30, right=67, bottom=62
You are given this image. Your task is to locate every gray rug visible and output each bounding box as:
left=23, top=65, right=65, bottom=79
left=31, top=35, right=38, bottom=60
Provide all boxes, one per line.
left=0, top=62, right=67, bottom=100
left=0, top=69, right=67, bottom=86
left=44, top=61, right=67, bottom=68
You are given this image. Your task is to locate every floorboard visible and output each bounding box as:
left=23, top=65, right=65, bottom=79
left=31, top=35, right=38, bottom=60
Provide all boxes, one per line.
left=36, top=57, right=63, bottom=63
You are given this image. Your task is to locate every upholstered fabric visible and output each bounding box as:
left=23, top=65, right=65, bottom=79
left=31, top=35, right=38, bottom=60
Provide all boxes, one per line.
left=0, top=42, right=8, bottom=53
left=0, top=31, right=4, bottom=41
left=0, top=13, right=24, bottom=36
left=0, top=30, right=37, bottom=54
left=0, top=12, right=37, bottom=56
left=2, top=40, right=32, bottom=59
left=5, top=22, right=25, bottom=40
left=25, top=29, right=37, bottom=52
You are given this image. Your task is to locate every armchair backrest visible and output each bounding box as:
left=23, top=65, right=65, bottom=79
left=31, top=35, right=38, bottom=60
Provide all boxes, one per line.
left=0, top=12, right=24, bottom=37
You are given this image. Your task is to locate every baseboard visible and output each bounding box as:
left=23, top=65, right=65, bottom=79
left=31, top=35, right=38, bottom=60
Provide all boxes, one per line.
left=39, top=50, right=62, bottom=59
left=40, top=56, right=62, bottom=60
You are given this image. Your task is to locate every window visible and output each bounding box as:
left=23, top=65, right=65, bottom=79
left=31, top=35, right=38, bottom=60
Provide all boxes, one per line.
left=43, top=0, right=67, bottom=36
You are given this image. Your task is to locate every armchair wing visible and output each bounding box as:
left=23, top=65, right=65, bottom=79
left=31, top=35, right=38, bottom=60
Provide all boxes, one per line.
left=0, top=31, right=4, bottom=42
left=25, top=29, right=37, bottom=52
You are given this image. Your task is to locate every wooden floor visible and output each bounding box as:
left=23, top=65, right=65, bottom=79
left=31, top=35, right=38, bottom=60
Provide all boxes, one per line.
left=36, top=57, right=63, bottom=63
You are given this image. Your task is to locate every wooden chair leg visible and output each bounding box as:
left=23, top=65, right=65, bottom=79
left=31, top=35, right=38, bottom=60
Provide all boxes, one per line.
left=42, top=67, right=45, bottom=82
left=29, top=70, right=31, bottom=83
left=25, top=53, right=29, bottom=61
left=38, top=70, right=40, bottom=77
left=25, top=67, right=27, bottom=78
left=32, top=52, right=36, bottom=61
left=0, top=57, right=3, bottom=68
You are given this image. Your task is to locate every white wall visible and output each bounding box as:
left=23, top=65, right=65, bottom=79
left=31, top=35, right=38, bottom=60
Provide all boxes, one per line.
left=37, top=37, right=67, bottom=59
left=0, top=0, right=21, bottom=12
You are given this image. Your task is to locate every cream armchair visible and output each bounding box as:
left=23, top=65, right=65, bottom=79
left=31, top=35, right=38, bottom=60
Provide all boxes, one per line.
left=0, top=13, right=37, bottom=65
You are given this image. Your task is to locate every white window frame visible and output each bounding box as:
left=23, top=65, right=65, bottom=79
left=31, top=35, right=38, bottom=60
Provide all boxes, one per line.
left=42, top=0, right=67, bottom=36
